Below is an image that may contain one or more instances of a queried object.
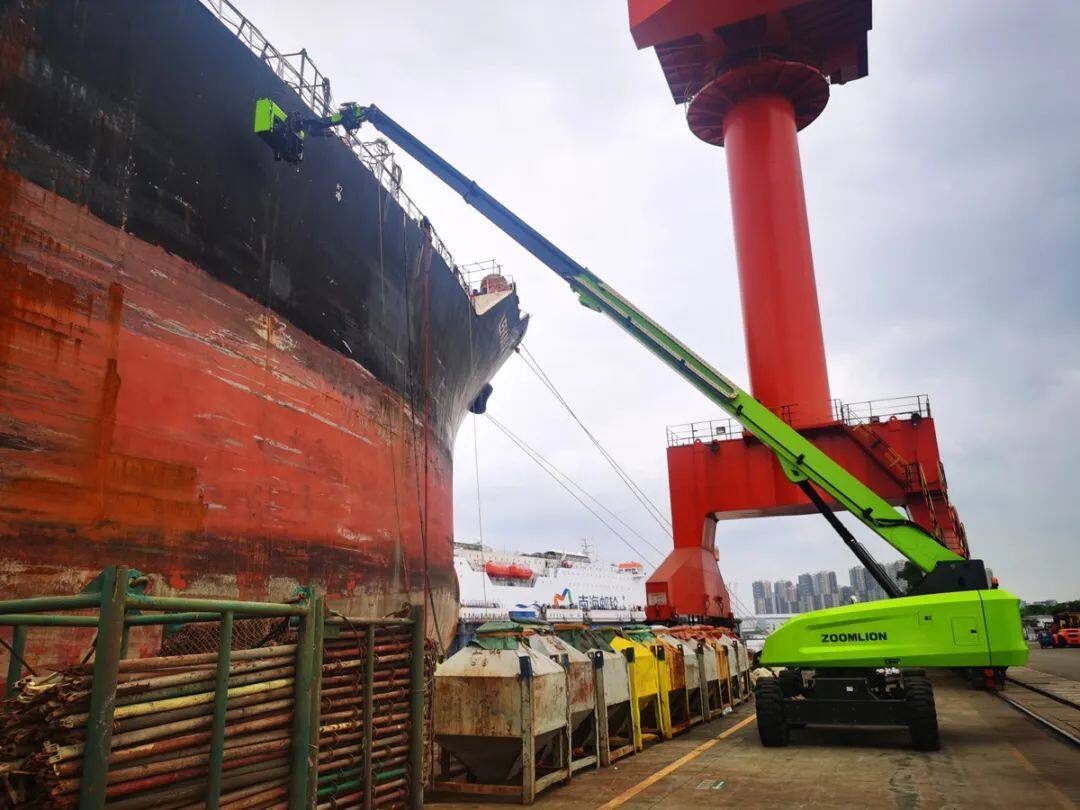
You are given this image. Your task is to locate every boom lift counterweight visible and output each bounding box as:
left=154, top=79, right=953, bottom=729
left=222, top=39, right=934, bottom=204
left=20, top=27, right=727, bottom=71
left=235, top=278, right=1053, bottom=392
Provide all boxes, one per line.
left=254, top=99, right=1027, bottom=749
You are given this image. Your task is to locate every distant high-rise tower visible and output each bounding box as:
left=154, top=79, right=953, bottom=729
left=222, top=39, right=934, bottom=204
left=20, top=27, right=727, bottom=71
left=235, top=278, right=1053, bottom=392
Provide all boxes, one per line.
left=849, top=565, right=870, bottom=593
left=812, top=570, right=839, bottom=597
left=797, top=573, right=814, bottom=601
left=773, top=580, right=795, bottom=614
left=752, top=580, right=773, bottom=614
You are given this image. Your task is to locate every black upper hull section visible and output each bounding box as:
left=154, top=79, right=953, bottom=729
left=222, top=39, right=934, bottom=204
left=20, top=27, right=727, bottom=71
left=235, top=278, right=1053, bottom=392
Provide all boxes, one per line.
left=0, top=0, right=526, bottom=450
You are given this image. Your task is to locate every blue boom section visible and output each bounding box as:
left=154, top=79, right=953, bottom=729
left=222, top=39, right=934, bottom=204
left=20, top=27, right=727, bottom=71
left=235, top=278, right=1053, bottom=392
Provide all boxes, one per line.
left=361, top=106, right=583, bottom=282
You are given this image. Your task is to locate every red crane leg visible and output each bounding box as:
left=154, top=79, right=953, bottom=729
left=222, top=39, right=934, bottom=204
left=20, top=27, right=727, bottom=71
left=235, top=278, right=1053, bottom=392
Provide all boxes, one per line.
left=724, top=93, right=832, bottom=426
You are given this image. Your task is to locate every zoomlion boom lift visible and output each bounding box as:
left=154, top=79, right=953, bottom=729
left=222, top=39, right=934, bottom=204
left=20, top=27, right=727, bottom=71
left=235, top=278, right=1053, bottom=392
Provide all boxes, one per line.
left=252, top=100, right=1027, bottom=749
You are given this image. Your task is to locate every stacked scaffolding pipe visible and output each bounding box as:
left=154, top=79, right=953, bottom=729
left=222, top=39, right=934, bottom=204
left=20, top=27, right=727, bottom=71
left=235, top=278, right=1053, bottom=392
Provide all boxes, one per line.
left=315, top=620, right=419, bottom=807
left=0, top=569, right=429, bottom=810
left=0, top=642, right=299, bottom=807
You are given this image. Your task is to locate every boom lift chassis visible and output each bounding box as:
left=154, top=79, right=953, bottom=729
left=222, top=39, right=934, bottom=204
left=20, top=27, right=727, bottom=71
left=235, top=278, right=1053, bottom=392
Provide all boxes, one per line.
left=252, top=100, right=1028, bottom=749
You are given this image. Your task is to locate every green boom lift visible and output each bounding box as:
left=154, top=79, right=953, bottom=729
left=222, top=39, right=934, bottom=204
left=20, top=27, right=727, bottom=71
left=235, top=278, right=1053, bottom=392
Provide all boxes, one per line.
left=253, top=100, right=1027, bottom=749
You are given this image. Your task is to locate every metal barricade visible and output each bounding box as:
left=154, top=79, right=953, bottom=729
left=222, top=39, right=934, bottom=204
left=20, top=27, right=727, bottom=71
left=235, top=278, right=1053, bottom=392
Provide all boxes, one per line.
left=0, top=565, right=426, bottom=809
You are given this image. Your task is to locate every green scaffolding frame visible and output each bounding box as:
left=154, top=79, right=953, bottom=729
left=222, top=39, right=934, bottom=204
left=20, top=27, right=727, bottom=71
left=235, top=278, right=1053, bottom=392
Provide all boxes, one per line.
left=0, top=565, right=427, bottom=809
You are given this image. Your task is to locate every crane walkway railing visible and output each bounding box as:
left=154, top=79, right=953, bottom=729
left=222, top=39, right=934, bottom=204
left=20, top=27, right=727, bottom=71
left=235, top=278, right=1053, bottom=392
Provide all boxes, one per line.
left=666, top=394, right=932, bottom=447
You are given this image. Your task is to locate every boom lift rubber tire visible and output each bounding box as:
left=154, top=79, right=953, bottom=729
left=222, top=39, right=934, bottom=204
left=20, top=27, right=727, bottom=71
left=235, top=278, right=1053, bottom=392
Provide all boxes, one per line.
left=755, top=678, right=789, bottom=746
left=905, top=676, right=940, bottom=751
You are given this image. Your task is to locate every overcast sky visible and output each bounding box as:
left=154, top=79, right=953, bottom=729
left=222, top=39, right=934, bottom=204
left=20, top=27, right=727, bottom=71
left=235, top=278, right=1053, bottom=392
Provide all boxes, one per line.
left=240, top=1, right=1079, bottom=608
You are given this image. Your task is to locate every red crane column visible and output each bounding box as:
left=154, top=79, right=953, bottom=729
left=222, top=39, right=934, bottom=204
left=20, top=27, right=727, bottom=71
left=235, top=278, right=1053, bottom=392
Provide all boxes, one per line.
left=629, top=0, right=877, bottom=624
left=685, top=54, right=836, bottom=426
left=723, top=93, right=832, bottom=426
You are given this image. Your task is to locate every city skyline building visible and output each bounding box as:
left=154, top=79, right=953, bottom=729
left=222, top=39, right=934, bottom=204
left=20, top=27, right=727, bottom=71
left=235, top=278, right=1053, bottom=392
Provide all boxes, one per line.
left=753, top=560, right=913, bottom=616
left=772, top=580, right=795, bottom=614
left=752, top=579, right=775, bottom=614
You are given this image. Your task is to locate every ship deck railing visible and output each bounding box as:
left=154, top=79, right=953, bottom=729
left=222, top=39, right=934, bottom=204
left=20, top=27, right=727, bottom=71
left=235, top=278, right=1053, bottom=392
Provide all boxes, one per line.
left=200, top=0, right=509, bottom=304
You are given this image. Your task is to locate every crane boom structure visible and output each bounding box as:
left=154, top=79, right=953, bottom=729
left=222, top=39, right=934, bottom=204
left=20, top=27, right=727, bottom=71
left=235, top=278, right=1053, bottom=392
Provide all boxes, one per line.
left=354, top=104, right=958, bottom=576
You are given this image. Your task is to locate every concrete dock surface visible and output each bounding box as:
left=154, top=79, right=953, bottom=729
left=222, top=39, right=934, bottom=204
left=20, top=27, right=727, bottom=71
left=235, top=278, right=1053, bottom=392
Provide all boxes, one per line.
left=431, top=669, right=1079, bottom=809
left=1025, top=646, right=1080, bottom=682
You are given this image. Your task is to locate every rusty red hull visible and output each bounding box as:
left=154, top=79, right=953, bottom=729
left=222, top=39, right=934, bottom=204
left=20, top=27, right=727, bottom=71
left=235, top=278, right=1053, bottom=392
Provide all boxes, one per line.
left=0, top=0, right=526, bottom=664
left=0, top=171, right=454, bottom=651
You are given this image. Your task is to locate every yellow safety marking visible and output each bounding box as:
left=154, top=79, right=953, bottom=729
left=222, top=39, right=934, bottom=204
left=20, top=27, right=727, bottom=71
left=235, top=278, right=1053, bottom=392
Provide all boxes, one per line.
left=597, top=714, right=756, bottom=809
left=1007, top=744, right=1077, bottom=810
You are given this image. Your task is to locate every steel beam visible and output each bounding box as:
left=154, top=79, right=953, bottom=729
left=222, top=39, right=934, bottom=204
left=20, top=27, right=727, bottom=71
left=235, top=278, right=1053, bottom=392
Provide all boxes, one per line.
left=5, top=625, right=27, bottom=693
left=407, top=605, right=426, bottom=809
left=288, top=596, right=316, bottom=808
left=205, top=610, right=234, bottom=809
left=78, top=565, right=127, bottom=810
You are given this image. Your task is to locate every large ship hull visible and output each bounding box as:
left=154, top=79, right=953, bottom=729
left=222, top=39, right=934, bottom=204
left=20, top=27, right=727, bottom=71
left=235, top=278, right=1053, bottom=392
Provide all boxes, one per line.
left=0, top=0, right=526, bottom=662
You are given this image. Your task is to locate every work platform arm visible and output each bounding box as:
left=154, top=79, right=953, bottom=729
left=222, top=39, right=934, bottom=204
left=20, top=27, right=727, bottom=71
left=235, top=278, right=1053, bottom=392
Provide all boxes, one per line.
left=355, top=105, right=960, bottom=576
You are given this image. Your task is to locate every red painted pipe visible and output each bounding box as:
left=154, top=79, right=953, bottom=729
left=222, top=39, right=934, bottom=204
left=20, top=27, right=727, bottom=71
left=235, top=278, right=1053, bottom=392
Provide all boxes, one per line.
left=723, top=92, right=832, bottom=426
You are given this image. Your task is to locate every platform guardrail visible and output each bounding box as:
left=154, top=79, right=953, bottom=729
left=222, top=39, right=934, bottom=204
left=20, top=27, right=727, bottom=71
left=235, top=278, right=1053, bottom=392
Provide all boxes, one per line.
left=666, top=394, right=932, bottom=447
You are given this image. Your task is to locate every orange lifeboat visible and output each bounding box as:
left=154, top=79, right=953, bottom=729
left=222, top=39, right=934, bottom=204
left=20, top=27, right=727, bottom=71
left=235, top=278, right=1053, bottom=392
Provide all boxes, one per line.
left=484, top=562, right=533, bottom=580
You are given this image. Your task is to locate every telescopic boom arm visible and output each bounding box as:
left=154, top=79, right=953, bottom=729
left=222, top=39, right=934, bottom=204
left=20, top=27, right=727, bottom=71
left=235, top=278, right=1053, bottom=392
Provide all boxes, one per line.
left=353, top=104, right=960, bottom=576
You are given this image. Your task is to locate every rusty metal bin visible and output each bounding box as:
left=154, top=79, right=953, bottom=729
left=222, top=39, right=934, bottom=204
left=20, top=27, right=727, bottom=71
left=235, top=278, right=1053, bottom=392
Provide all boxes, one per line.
left=522, top=626, right=599, bottom=775
left=554, top=623, right=638, bottom=765
left=432, top=622, right=571, bottom=804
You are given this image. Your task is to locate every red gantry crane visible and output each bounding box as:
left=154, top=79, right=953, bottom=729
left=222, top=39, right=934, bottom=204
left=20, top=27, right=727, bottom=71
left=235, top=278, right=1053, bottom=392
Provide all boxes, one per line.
left=629, top=0, right=969, bottom=625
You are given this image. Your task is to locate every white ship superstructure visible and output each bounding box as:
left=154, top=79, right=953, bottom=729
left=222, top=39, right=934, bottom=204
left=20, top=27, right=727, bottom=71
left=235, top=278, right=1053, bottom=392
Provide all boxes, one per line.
left=454, top=542, right=648, bottom=624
